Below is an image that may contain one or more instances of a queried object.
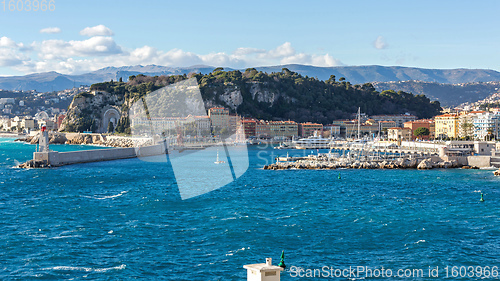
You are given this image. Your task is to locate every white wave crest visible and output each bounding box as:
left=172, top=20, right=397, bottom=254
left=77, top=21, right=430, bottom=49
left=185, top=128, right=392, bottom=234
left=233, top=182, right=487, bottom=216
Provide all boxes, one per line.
left=45, top=264, right=126, bottom=272
left=82, top=190, right=128, bottom=200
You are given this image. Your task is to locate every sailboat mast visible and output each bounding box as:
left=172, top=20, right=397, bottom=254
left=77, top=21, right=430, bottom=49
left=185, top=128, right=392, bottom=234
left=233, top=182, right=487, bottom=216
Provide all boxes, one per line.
left=357, top=107, right=360, bottom=140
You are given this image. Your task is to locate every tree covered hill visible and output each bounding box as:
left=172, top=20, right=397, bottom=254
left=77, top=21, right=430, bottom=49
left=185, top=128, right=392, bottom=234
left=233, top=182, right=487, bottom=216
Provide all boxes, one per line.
left=61, top=68, right=442, bottom=133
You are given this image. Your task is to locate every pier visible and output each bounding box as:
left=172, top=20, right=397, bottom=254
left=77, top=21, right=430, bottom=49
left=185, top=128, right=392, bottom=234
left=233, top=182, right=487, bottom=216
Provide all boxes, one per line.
left=29, top=144, right=167, bottom=167
left=19, top=128, right=168, bottom=168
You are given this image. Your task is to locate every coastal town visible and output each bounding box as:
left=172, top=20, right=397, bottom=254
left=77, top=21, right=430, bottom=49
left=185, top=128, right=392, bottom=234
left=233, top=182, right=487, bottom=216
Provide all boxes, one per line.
left=4, top=81, right=500, bottom=173
left=3, top=101, right=500, bottom=144
left=3, top=3, right=500, bottom=280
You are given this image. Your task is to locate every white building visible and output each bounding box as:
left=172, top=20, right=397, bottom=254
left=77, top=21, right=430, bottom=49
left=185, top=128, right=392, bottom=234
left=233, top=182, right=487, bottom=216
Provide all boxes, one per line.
left=0, top=118, right=11, bottom=131
left=458, top=111, right=485, bottom=139
left=0, top=98, right=15, bottom=105
left=473, top=112, right=500, bottom=140
left=387, top=127, right=412, bottom=141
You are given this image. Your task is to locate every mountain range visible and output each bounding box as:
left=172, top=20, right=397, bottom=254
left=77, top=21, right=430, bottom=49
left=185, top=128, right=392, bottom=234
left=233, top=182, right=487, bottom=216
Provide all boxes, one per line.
left=1, top=64, right=500, bottom=106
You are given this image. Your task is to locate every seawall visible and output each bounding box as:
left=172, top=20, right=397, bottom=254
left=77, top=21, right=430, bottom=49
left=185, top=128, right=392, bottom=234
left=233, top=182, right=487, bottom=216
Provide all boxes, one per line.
left=29, top=143, right=166, bottom=167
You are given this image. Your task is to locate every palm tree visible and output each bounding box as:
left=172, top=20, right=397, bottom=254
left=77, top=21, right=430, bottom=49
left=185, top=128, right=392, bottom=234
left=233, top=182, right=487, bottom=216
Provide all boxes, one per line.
left=487, top=128, right=494, bottom=141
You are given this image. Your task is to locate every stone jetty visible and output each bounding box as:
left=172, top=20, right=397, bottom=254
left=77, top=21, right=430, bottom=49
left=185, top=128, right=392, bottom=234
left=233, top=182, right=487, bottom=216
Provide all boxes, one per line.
left=16, top=132, right=150, bottom=148
left=263, top=156, right=473, bottom=170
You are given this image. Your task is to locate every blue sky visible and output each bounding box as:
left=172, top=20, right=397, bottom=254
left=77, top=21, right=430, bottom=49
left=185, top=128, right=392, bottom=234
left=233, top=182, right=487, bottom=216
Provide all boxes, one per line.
left=0, top=0, right=499, bottom=75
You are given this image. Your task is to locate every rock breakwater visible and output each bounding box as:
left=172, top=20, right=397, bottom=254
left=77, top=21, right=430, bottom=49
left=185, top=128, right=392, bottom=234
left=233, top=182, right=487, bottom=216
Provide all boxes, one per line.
left=264, top=157, right=470, bottom=170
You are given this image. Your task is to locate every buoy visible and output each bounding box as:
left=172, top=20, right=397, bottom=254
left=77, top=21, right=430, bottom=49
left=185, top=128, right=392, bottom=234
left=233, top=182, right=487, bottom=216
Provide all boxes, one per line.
left=278, top=250, right=286, bottom=269
left=480, top=193, right=485, bottom=202
left=338, top=172, right=341, bottom=180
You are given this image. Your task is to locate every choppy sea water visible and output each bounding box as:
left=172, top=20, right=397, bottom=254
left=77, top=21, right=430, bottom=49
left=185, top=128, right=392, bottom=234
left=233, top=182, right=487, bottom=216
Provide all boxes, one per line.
left=0, top=137, right=499, bottom=280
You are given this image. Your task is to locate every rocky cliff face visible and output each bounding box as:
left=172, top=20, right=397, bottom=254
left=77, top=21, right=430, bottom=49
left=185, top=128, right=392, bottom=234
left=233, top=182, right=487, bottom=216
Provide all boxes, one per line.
left=59, top=91, right=125, bottom=133
left=60, top=79, right=289, bottom=133
left=248, top=82, right=296, bottom=104
left=218, top=87, right=243, bottom=110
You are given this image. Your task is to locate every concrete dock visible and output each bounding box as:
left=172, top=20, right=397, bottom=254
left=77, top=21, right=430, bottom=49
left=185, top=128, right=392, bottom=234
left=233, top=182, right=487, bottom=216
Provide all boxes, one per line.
left=20, top=143, right=167, bottom=168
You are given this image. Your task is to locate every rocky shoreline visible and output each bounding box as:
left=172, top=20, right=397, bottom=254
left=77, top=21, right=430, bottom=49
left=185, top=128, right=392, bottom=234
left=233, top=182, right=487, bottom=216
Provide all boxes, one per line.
left=15, top=132, right=150, bottom=148
left=264, top=158, right=480, bottom=170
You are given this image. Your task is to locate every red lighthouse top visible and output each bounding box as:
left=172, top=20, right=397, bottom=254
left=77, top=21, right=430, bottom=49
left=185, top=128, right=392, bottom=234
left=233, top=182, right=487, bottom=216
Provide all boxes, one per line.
left=41, top=125, right=47, bottom=132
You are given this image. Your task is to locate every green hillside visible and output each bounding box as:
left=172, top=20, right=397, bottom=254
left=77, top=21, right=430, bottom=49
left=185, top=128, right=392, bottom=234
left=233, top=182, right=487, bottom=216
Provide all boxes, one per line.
left=63, top=68, right=442, bottom=133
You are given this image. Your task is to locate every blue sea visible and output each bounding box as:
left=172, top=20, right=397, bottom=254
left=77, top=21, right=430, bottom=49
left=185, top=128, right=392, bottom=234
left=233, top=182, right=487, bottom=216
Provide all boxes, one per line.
left=1, top=137, right=499, bottom=280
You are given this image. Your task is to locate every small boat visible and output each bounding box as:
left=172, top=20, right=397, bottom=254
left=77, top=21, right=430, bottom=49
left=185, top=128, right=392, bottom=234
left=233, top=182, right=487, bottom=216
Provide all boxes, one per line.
left=214, top=150, right=225, bottom=164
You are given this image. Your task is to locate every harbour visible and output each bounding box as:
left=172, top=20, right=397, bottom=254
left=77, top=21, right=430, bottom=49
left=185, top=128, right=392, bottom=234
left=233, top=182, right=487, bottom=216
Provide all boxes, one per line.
left=1, top=138, right=499, bottom=280
left=266, top=139, right=500, bottom=171
left=2, top=1, right=500, bottom=279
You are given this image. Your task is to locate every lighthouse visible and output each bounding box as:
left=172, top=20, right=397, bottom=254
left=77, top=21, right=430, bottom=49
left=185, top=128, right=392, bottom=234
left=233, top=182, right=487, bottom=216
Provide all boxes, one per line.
left=39, top=125, right=49, bottom=152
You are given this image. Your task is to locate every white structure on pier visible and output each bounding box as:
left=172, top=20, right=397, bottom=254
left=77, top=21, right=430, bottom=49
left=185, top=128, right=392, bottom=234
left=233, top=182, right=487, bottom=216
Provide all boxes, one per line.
left=243, top=258, right=284, bottom=281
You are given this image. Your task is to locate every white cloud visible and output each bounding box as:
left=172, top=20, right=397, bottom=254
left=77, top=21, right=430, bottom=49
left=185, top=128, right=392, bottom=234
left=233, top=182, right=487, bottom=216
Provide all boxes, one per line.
left=0, top=36, right=19, bottom=48
left=373, top=36, right=388, bottom=50
left=313, top=54, right=343, bottom=67
left=5, top=32, right=343, bottom=74
left=38, top=36, right=122, bottom=60
left=79, top=25, right=114, bottom=37
left=40, top=27, right=61, bottom=34
left=0, top=49, right=25, bottom=67
left=233, top=47, right=266, bottom=56
left=281, top=53, right=342, bottom=67
left=0, top=37, right=30, bottom=67
left=259, top=42, right=296, bottom=59
left=160, top=49, right=204, bottom=66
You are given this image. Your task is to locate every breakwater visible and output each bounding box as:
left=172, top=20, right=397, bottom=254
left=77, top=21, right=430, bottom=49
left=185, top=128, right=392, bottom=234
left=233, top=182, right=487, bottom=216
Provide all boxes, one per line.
left=19, top=143, right=166, bottom=168
left=263, top=155, right=484, bottom=170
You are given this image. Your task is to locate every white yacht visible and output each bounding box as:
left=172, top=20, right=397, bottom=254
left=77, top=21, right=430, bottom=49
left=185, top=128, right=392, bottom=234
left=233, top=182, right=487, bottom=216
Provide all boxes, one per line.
left=292, top=133, right=333, bottom=149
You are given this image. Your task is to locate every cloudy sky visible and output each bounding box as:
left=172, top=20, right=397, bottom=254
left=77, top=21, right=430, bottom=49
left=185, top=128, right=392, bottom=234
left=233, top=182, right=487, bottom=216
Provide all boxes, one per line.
left=0, top=0, right=499, bottom=75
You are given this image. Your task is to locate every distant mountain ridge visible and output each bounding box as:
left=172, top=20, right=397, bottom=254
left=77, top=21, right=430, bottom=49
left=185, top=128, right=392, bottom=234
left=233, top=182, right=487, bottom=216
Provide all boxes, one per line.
left=1, top=64, right=499, bottom=97
left=373, top=80, right=500, bottom=107
left=256, top=65, right=500, bottom=85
